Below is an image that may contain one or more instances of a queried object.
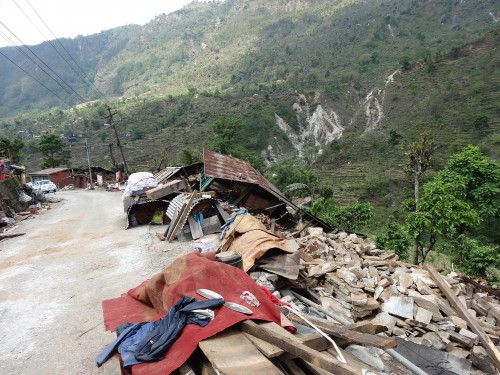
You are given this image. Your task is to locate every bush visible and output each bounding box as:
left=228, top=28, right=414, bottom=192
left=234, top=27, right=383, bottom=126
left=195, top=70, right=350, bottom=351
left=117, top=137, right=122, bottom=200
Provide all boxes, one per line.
left=376, top=216, right=411, bottom=260
left=450, top=236, right=499, bottom=279
left=319, top=201, right=373, bottom=232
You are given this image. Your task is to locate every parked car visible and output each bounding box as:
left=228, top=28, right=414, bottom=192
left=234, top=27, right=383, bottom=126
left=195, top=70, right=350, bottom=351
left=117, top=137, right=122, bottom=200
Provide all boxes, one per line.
left=32, top=180, right=57, bottom=193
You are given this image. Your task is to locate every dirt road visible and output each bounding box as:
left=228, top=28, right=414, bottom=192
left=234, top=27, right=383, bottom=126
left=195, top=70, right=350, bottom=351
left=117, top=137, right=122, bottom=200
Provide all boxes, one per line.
left=0, top=189, right=193, bottom=375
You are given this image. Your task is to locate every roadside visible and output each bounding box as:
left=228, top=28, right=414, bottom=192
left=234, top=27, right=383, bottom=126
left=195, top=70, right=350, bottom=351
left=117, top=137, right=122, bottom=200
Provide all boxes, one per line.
left=0, top=189, right=194, bottom=375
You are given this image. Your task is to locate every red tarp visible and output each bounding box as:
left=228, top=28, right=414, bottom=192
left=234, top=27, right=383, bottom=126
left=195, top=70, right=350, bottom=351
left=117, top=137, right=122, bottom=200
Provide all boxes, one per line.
left=101, top=252, right=284, bottom=375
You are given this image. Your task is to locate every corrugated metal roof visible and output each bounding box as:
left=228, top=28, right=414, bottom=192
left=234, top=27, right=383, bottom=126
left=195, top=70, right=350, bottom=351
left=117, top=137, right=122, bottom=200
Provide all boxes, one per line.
left=154, top=167, right=181, bottom=184
left=202, top=149, right=332, bottom=231
left=29, top=167, right=70, bottom=175
left=203, top=149, right=279, bottom=193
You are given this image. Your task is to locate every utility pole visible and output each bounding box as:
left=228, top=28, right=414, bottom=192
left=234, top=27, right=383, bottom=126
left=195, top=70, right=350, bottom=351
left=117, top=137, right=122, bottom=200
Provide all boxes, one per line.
left=105, top=105, right=130, bottom=177
left=84, top=138, right=94, bottom=189
left=108, top=143, right=116, bottom=168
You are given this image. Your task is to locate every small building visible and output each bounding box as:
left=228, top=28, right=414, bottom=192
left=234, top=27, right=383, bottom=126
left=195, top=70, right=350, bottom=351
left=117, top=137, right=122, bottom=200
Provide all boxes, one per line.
left=28, top=167, right=88, bottom=189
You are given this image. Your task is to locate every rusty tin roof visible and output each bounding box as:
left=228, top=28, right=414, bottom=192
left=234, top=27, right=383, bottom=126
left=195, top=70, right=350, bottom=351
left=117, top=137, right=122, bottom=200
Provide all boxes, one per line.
left=203, top=149, right=278, bottom=193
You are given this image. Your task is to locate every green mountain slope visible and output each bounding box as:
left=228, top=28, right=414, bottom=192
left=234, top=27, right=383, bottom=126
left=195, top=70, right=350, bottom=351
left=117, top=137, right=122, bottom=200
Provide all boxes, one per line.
left=0, top=0, right=498, bottom=227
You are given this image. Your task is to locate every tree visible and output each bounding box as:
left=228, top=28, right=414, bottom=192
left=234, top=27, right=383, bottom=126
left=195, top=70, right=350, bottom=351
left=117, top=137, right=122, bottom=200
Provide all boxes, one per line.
left=179, top=146, right=201, bottom=165
left=405, top=146, right=499, bottom=267
left=318, top=201, right=373, bottom=232
left=0, top=136, right=25, bottom=164
left=377, top=216, right=411, bottom=260
left=208, top=116, right=243, bottom=155
left=38, top=133, right=71, bottom=168
left=406, top=132, right=437, bottom=264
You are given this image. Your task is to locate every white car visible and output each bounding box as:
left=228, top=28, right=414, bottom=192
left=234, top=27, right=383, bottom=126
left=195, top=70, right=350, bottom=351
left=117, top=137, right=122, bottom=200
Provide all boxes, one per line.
left=32, top=180, right=57, bottom=193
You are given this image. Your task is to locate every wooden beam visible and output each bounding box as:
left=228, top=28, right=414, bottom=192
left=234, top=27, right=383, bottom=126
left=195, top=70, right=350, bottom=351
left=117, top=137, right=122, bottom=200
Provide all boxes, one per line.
left=199, top=328, right=282, bottom=375
left=167, top=191, right=197, bottom=242
left=239, top=320, right=358, bottom=375
left=287, top=313, right=396, bottom=350
left=424, top=264, right=500, bottom=371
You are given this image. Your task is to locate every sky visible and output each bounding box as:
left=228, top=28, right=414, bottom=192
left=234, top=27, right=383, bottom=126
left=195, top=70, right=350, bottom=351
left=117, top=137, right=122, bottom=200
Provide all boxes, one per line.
left=0, top=0, right=210, bottom=48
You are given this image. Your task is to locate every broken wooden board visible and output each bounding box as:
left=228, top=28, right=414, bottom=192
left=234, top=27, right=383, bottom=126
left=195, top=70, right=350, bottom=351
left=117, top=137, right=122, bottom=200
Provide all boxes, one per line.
left=244, top=322, right=331, bottom=359
left=287, top=313, right=397, bottom=350
left=425, top=264, right=500, bottom=371
left=299, top=347, right=379, bottom=375
left=146, top=179, right=187, bottom=200
left=239, top=320, right=358, bottom=375
left=199, top=328, right=282, bottom=375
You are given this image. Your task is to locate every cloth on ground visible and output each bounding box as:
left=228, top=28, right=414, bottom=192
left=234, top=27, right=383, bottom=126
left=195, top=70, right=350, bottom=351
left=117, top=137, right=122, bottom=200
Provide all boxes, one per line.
left=101, top=252, right=287, bottom=375
left=96, top=296, right=223, bottom=367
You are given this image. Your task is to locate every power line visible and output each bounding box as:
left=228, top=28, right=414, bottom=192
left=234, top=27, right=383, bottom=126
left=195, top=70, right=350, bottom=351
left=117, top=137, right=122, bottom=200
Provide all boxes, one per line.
left=0, top=48, right=71, bottom=106
left=21, top=0, right=108, bottom=102
left=0, top=20, right=89, bottom=103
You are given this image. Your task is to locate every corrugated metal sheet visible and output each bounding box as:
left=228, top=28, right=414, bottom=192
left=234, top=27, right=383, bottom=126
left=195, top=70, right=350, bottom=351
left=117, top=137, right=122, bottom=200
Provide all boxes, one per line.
left=202, top=149, right=332, bottom=231
left=166, top=193, right=215, bottom=234
left=202, top=149, right=279, bottom=193
left=154, top=167, right=181, bottom=185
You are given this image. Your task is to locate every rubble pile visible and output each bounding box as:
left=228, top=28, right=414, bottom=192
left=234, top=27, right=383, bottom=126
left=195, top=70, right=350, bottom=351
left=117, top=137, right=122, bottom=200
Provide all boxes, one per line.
left=282, top=227, right=500, bottom=374
left=103, top=150, right=498, bottom=375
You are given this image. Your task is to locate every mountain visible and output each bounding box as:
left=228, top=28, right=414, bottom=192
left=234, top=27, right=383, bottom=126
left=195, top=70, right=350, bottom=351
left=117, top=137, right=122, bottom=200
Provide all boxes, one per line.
left=0, top=0, right=499, bottom=226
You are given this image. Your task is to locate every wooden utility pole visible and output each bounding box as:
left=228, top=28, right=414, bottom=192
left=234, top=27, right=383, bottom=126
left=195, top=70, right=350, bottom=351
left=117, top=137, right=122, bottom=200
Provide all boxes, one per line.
left=105, top=105, right=130, bottom=177
left=84, top=139, right=94, bottom=189
left=108, top=143, right=116, bottom=168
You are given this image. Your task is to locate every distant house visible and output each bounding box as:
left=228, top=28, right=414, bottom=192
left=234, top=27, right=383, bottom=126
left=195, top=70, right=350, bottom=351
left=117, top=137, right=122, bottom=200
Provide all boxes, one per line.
left=29, top=167, right=88, bottom=189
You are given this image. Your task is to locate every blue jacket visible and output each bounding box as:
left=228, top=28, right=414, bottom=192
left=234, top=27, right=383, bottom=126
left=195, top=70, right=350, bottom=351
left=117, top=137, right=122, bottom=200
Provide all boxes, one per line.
left=96, top=296, right=224, bottom=367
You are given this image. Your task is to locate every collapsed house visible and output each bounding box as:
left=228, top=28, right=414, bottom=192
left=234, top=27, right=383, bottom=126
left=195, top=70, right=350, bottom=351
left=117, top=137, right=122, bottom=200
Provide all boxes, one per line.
left=123, top=149, right=330, bottom=233
left=102, top=149, right=499, bottom=375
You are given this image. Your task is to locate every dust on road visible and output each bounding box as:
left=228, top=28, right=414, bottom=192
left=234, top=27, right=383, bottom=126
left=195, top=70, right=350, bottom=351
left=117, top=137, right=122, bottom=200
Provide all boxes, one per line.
left=0, top=189, right=194, bottom=375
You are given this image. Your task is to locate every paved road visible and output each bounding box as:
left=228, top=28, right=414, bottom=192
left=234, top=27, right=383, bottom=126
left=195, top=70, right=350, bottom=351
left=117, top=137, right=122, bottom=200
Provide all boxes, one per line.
left=0, top=189, right=193, bottom=374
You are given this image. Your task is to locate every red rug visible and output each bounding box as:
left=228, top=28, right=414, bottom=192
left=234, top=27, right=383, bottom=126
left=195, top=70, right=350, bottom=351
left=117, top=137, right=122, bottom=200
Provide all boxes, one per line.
left=101, top=252, right=284, bottom=375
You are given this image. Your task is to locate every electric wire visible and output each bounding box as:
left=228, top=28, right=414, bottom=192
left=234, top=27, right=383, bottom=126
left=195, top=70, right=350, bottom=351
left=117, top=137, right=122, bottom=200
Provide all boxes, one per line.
left=0, top=48, right=71, bottom=106
left=21, top=0, right=108, bottom=101
left=0, top=20, right=89, bottom=103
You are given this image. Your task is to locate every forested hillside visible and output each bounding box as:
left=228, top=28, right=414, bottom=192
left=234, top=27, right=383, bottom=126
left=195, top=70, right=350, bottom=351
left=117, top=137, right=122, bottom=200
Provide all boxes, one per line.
left=0, top=0, right=499, bottom=232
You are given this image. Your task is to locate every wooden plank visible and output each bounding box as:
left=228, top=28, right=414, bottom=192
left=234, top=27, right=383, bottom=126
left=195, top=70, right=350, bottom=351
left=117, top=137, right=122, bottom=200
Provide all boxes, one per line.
left=287, top=314, right=396, bottom=350
left=214, top=201, right=229, bottom=224
left=424, top=264, right=500, bottom=371
left=199, top=328, right=282, bottom=375
left=239, top=320, right=358, bottom=375
left=188, top=215, right=203, bottom=240
left=279, top=360, right=308, bottom=375
left=299, top=347, right=376, bottom=375
left=342, top=321, right=387, bottom=335
left=164, top=205, right=181, bottom=238
left=146, top=179, right=187, bottom=200
left=167, top=190, right=198, bottom=242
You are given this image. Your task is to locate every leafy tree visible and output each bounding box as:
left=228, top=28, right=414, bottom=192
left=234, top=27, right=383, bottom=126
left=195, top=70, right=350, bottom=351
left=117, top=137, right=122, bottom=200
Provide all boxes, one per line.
left=208, top=116, right=243, bottom=155
left=318, top=201, right=373, bottom=232
left=388, top=130, right=402, bottom=146
left=447, top=236, right=499, bottom=279
left=0, top=136, right=25, bottom=164
left=406, top=176, right=479, bottom=263
left=399, top=55, right=411, bottom=70
left=38, top=133, right=71, bottom=168
left=406, top=146, right=499, bottom=267
left=406, top=132, right=437, bottom=264
left=266, top=161, right=317, bottom=198
left=179, top=146, right=201, bottom=165
left=377, top=216, right=412, bottom=260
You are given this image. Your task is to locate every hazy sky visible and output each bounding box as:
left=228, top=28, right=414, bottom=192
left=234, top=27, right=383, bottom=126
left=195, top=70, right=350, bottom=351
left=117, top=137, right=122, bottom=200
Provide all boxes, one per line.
left=0, top=0, right=211, bottom=48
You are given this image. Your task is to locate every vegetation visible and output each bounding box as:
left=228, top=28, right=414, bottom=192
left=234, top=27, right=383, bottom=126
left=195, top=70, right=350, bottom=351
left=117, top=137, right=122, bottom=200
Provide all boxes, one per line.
left=0, top=0, right=498, bottom=279
left=0, top=137, right=25, bottom=164
left=37, top=134, right=71, bottom=168
left=377, top=145, right=499, bottom=279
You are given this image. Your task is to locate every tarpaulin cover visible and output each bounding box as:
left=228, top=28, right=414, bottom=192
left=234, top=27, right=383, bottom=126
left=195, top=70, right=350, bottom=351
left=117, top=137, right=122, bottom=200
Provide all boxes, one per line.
left=219, top=214, right=297, bottom=272
left=101, top=252, right=284, bottom=375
